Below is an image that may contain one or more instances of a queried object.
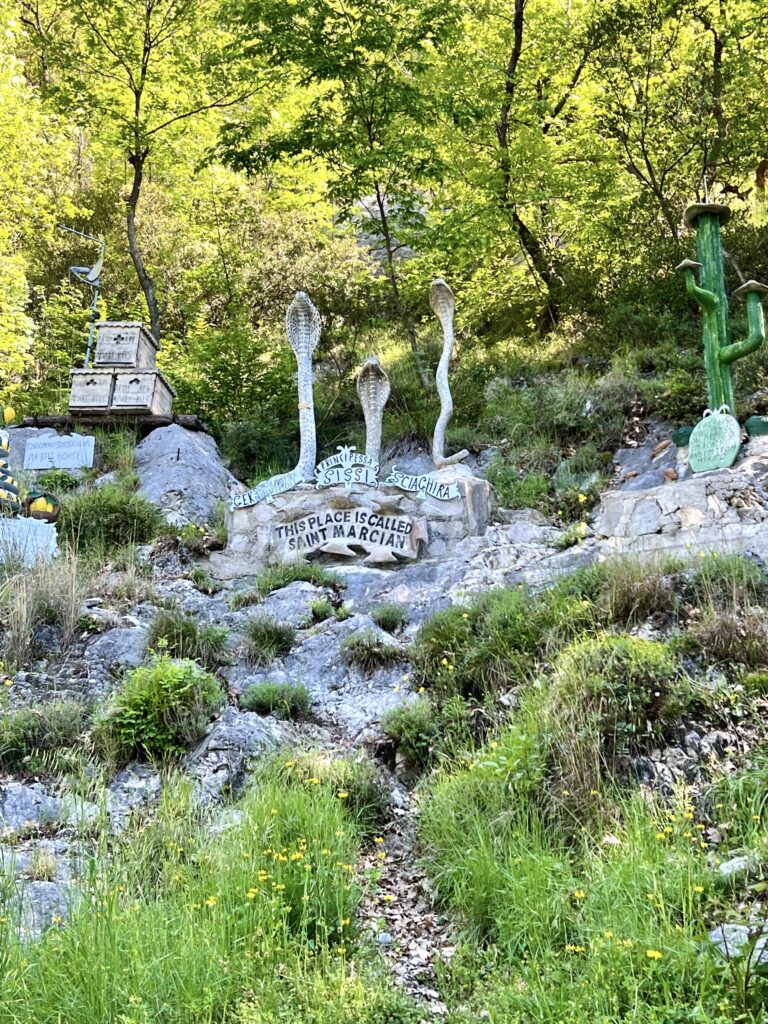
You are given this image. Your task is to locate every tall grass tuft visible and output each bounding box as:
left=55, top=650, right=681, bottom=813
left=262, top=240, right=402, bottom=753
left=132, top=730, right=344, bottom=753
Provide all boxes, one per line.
left=0, top=550, right=88, bottom=668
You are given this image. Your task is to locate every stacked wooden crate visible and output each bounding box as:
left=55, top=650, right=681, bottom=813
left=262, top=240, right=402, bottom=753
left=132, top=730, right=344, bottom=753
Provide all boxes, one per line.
left=69, top=322, right=176, bottom=416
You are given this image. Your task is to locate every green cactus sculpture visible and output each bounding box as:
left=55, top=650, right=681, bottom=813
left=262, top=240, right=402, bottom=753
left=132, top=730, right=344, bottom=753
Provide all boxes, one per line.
left=676, top=204, right=768, bottom=471
left=676, top=203, right=767, bottom=416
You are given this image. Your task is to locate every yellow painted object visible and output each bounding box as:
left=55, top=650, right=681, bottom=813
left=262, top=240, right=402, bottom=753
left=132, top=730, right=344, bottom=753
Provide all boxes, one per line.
left=2, top=407, right=14, bottom=425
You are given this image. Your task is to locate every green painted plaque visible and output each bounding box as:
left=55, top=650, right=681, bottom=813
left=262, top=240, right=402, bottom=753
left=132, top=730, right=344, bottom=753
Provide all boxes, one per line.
left=688, top=411, right=741, bottom=473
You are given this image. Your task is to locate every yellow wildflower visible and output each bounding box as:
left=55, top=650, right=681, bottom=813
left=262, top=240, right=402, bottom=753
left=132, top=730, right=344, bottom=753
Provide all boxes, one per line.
left=646, top=949, right=662, bottom=960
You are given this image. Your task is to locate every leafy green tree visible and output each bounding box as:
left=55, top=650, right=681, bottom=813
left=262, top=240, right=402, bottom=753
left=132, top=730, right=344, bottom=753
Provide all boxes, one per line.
left=223, top=0, right=462, bottom=390
left=59, top=0, right=251, bottom=341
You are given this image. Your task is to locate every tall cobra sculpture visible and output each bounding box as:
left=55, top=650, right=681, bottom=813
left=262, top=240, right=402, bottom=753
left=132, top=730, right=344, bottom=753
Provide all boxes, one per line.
left=356, top=356, right=390, bottom=467
left=286, top=291, right=321, bottom=481
left=429, top=279, right=468, bottom=468
left=233, top=292, right=321, bottom=507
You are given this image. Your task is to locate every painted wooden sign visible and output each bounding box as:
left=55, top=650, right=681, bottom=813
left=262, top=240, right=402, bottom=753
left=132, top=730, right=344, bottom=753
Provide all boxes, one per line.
left=94, top=322, right=158, bottom=368
left=69, top=369, right=114, bottom=410
left=23, top=434, right=95, bottom=470
left=0, top=517, right=58, bottom=567
left=112, top=370, right=175, bottom=416
left=230, top=469, right=302, bottom=510
left=384, top=465, right=460, bottom=501
left=315, top=446, right=379, bottom=489
left=274, top=507, right=422, bottom=563
left=688, top=410, right=741, bottom=473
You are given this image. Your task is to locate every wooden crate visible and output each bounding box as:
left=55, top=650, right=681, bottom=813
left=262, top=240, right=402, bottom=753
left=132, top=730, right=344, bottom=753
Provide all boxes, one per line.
left=69, top=369, right=115, bottom=411
left=111, top=370, right=175, bottom=416
left=93, top=322, right=158, bottom=368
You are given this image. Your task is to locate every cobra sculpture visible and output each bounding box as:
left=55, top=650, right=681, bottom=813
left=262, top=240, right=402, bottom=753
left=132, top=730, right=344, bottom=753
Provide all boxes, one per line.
left=239, top=292, right=321, bottom=505
left=356, top=356, right=391, bottom=469
left=429, top=279, right=468, bottom=468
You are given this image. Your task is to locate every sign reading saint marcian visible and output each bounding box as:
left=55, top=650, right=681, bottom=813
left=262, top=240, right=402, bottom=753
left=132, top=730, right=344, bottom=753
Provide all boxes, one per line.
left=273, top=506, right=424, bottom=563
left=315, top=446, right=378, bottom=489
left=384, top=465, right=460, bottom=501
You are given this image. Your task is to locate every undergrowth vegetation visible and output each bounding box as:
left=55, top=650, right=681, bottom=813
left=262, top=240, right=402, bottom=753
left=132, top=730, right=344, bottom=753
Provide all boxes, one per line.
left=240, top=680, right=311, bottom=719
left=403, top=552, right=768, bottom=1021
left=93, top=656, right=224, bottom=763
left=147, top=607, right=230, bottom=671
left=0, top=765, right=410, bottom=1023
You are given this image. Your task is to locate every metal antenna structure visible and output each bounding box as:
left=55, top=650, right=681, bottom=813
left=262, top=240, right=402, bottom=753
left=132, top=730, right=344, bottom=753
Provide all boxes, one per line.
left=59, top=225, right=105, bottom=367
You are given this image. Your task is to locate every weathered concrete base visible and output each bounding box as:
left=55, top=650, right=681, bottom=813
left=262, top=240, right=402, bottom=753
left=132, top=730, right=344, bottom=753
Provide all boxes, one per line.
left=597, top=437, right=768, bottom=561
left=213, top=465, right=491, bottom=575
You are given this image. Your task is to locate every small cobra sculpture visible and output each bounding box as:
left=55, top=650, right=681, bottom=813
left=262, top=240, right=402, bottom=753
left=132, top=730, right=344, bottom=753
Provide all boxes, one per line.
left=356, top=356, right=391, bottom=468
left=429, top=279, right=468, bottom=468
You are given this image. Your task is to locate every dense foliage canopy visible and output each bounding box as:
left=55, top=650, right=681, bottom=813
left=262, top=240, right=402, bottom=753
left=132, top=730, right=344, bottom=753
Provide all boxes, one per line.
left=1, top=0, right=767, bottom=478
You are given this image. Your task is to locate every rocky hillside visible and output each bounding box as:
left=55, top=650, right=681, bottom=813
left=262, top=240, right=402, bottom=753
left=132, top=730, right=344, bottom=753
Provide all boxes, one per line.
left=2, top=424, right=768, bottom=1022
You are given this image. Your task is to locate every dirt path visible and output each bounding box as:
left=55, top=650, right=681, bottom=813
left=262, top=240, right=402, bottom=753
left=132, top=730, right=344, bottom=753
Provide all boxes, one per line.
left=356, top=784, right=455, bottom=1019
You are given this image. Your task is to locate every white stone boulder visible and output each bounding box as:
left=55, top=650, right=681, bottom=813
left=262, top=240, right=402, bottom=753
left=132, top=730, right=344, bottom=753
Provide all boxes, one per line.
left=135, top=424, right=237, bottom=528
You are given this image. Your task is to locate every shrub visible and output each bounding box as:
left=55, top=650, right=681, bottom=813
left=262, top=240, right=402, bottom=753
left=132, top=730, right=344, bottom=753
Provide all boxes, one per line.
left=371, top=602, right=409, bottom=633
left=687, top=608, right=768, bottom=668
left=240, top=680, right=311, bottom=719
left=93, top=655, right=224, bottom=761
left=341, top=629, right=402, bottom=674
left=242, top=615, right=296, bottom=666
left=0, top=700, right=90, bottom=772
left=58, top=483, right=164, bottom=553
left=36, top=469, right=80, bottom=493
left=147, top=607, right=230, bottom=670
left=545, top=633, right=682, bottom=797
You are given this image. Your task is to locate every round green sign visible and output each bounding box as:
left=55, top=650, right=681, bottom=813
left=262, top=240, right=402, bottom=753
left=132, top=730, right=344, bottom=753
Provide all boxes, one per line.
left=688, top=411, right=742, bottom=473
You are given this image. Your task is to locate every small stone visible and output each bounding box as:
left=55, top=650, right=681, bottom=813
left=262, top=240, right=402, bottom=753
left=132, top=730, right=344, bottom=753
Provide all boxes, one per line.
left=376, top=931, right=393, bottom=945
left=718, top=855, right=754, bottom=880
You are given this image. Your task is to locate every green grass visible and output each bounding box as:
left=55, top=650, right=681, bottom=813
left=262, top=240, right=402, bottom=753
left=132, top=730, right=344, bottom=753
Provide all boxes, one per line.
left=147, top=607, right=230, bottom=670
left=58, top=483, right=165, bottom=554
left=242, top=615, right=296, bottom=666
left=240, top=680, right=311, bottom=719
left=340, top=630, right=402, bottom=674
left=0, top=766, right=407, bottom=1023
left=370, top=602, right=409, bottom=634
left=420, top=744, right=750, bottom=1021
left=188, top=567, right=224, bottom=595
left=0, top=700, right=90, bottom=772
left=230, top=564, right=344, bottom=608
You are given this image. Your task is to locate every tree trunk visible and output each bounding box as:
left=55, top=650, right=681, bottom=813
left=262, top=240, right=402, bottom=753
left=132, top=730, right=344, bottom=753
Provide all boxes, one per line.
left=373, top=184, right=433, bottom=393
left=126, top=150, right=162, bottom=342
left=496, top=0, right=561, bottom=334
